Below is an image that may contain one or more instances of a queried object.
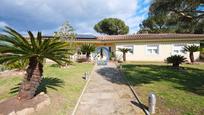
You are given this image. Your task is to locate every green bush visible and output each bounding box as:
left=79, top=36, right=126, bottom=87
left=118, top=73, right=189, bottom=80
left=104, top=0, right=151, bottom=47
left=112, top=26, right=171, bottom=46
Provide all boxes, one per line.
left=4, top=59, right=28, bottom=70
left=200, top=48, right=204, bottom=59
left=166, top=55, right=186, bottom=68
left=0, top=65, right=8, bottom=72
left=201, top=48, right=204, bottom=53
left=110, top=52, right=116, bottom=60
left=80, top=44, right=96, bottom=61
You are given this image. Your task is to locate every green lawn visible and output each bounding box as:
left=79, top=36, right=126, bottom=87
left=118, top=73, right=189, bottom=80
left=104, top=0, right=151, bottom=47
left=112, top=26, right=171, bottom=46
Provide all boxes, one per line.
left=0, top=63, right=94, bottom=115
left=122, top=62, right=204, bottom=115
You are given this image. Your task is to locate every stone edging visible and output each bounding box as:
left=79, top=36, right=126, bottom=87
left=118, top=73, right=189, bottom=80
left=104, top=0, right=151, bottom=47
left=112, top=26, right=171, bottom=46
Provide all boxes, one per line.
left=71, top=64, right=96, bottom=115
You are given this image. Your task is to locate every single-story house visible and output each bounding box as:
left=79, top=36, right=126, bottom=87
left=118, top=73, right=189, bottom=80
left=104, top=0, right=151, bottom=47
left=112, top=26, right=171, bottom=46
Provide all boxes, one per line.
left=46, top=34, right=204, bottom=62
left=74, top=34, right=204, bottom=62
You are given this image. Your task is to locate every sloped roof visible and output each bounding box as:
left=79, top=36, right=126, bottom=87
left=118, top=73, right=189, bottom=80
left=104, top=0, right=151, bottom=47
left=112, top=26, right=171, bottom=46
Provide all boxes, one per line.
left=97, top=34, right=204, bottom=41
left=42, top=34, right=204, bottom=42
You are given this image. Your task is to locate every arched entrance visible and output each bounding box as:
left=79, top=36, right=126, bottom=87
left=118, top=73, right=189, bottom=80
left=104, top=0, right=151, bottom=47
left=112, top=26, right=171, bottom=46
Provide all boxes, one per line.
left=95, top=47, right=110, bottom=65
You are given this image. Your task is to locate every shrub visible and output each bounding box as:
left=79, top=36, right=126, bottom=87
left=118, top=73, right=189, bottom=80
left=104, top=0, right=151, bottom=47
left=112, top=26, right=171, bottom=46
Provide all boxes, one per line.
left=76, top=58, right=87, bottom=63
left=0, top=64, right=7, bottom=72
left=110, top=52, right=116, bottom=61
left=80, top=44, right=96, bottom=61
left=4, top=59, right=28, bottom=70
left=166, top=55, right=186, bottom=68
left=201, top=48, right=204, bottom=53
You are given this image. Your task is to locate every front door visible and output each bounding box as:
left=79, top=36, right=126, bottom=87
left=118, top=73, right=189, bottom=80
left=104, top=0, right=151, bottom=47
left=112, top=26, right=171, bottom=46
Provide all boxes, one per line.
left=95, top=47, right=110, bottom=65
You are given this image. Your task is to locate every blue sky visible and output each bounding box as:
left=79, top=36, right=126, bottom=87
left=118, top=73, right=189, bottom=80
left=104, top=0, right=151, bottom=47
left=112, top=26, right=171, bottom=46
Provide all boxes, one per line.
left=0, top=0, right=151, bottom=35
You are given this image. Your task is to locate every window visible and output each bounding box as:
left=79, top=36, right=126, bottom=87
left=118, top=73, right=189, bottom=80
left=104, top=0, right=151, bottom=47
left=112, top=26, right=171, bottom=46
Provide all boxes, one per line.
left=172, top=44, right=185, bottom=55
left=146, top=45, right=159, bottom=55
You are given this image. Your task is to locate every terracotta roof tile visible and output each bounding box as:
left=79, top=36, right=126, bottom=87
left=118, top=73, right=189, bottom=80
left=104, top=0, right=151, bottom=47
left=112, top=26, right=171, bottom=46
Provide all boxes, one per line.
left=42, top=34, right=204, bottom=42
left=97, top=34, right=204, bottom=41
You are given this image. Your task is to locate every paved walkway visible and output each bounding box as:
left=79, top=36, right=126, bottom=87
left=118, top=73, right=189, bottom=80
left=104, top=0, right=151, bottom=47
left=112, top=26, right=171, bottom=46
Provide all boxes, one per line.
left=75, top=62, right=145, bottom=115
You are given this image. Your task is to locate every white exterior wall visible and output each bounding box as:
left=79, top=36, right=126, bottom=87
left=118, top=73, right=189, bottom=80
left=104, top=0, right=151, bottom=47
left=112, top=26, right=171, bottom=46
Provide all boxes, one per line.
left=115, top=41, right=200, bottom=62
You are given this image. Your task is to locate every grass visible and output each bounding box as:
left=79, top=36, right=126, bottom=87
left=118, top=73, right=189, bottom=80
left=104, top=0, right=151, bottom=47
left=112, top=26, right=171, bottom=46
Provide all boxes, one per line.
left=0, top=63, right=94, bottom=115
left=122, top=62, right=204, bottom=115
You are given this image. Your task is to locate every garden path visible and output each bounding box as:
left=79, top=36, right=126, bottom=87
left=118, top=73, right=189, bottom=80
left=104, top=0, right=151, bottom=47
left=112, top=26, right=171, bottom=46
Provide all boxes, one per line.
left=75, top=62, right=145, bottom=115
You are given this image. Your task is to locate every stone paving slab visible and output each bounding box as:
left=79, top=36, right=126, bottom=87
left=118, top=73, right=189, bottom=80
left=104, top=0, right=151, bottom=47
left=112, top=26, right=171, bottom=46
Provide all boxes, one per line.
left=75, top=63, right=145, bottom=115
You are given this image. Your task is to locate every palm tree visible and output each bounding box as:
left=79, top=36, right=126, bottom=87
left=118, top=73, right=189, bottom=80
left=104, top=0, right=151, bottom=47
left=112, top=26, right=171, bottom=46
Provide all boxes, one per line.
left=118, top=48, right=131, bottom=62
left=166, top=55, right=186, bottom=68
left=80, top=44, right=96, bottom=61
left=0, top=27, right=71, bottom=100
left=183, top=45, right=200, bottom=63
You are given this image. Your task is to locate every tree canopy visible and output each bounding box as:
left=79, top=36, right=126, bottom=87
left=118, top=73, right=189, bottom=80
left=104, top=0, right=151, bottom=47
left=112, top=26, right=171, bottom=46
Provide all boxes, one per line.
left=54, top=21, right=76, bottom=56
left=138, top=0, right=204, bottom=34
left=150, top=0, right=204, bottom=20
left=54, top=21, right=76, bottom=41
left=94, top=18, right=129, bottom=35
left=138, top=13, right=174, bottom=33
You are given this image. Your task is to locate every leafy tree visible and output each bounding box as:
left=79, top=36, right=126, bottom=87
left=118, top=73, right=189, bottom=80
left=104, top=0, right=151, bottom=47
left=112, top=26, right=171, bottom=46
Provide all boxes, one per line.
left=183, top=45, right=200, bottom=63
left=0, top=27, right=71, bottom=100
left=94, top=18, right=129, bottom=35
left=54, top=21, right=76, bottom=65
left=138, top=13, right=175, bottom=33
left=118, top=48, right=131, bottom=62
left=166, top=55, right=186, bottom=68
left=139, top=0, right=204, bottom=34
left=80, top=44, right=96, bottom=61
left=54, top=21, right=76, bottom=41
left=194, top=19, right=204, bottom=34
left=150, top=0, right=204, bottom=21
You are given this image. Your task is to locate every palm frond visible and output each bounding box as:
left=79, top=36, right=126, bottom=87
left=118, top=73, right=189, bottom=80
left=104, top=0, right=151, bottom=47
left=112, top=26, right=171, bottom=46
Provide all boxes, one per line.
left=118, top=48, right=131, bottom=53
left=0, top=27, right=72, bottom=66
left=80, top=44, right=96, bottom=53
left=183, top=45, right=200, bottom=52
left=28, top=31, right=38, bottom=52
left=37, top=32, right=42, bottom=46
left=4, top=26, right=30, bottom=46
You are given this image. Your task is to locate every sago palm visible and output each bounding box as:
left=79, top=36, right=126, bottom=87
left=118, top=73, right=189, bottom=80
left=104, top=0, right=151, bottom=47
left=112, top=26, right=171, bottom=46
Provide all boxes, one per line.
left=166, top=55, right=186, bottom=68
left=118, top=48, right=131, bottom=62
left=80, top=44, right=96, bottom=61
left=0, top=27, right=71, bottom=100
left=183, top=45, right=200, bottom=63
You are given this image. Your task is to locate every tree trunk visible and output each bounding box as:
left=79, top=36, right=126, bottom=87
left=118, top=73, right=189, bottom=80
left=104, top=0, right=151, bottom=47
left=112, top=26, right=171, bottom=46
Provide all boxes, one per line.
left=173, top=63, right=179, bottom=68
left=17, top=57, right=43, bottom=100
left=189, top=52, right=194, bottom=63
left=100, top=48, right=103, bottom=58
left=86, top=53, right=90, bottom=61
left=123, top=52, right=126, bottom=62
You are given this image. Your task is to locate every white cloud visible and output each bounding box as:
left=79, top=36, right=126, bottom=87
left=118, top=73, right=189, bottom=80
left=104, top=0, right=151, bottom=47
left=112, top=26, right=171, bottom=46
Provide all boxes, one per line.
left=0, top=0, right=150, bottom=34
left=126, top=16, right=146, bottom=33
left=0, top=21, right=9, bottom=28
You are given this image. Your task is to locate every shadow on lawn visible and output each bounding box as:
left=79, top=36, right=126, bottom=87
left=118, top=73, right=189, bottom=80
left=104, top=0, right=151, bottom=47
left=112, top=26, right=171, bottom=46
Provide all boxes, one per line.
left=122, top=64, right=204, bottom=96
left=10, top=77, right=64, bottom=95
left=96, top=64, right=204, bottom=96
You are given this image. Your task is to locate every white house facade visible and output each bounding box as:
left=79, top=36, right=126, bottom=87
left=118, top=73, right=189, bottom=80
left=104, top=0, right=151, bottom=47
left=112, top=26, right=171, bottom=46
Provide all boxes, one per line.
left=45, top=34, right=204, bottom=62
left=115, top=41, right=200, bottom=62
